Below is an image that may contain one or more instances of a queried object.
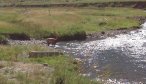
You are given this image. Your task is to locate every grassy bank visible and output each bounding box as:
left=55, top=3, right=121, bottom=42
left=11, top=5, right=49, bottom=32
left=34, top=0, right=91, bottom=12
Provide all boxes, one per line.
left=0, top=7, right=146, bottom=40
left=0, top=45, right=99, bottom=84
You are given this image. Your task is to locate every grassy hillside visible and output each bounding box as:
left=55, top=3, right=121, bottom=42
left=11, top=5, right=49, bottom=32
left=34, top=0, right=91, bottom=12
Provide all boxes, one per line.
left=0, top=7, right=145, bottom=40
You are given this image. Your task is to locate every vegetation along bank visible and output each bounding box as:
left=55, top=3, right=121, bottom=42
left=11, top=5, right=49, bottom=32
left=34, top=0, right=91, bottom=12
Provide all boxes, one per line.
left=0, top=7, right=146, bottom=42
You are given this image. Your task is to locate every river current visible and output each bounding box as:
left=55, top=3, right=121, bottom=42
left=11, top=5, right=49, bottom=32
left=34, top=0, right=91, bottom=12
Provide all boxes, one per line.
left=54, top=22, right=146, bottom=84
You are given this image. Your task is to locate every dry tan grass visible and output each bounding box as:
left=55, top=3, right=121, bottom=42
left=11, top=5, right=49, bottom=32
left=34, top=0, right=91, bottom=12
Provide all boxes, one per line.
left=0, top=21, right=13, bottom=28
left=20, top=8, right=81, bottom=29
left=0, top=61, right=54, bottom=84
left=0, top=61, right=54, bottom=73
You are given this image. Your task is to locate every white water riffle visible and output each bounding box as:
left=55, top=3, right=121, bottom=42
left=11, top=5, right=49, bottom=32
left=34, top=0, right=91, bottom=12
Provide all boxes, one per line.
left=79, top=22, right=146, bottom=59
left=55, top=22, right=146, bottom=83
left=74, top=22, right=146, bottom=83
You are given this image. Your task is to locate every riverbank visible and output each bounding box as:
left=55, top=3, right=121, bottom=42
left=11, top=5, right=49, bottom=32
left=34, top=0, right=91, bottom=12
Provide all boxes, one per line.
left=0, top=45, right=99, bottom=84
left=86, top=16, right=146, bottom=41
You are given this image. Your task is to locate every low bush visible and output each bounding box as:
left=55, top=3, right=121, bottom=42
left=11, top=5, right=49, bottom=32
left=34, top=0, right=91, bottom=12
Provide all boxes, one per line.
left=0, top=35, right=8, bottom=44
left=8, top=33, right=30, bottom=40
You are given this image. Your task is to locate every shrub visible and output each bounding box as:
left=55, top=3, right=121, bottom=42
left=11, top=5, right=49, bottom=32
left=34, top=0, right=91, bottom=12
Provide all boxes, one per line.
left=0, top=35, right=8, bottom=45
left=8, top=33, right=30, bottom=40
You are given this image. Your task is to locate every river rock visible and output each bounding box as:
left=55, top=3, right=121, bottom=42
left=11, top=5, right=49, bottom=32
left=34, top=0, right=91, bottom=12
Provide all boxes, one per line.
left=29, top=51, right=63, bottom=58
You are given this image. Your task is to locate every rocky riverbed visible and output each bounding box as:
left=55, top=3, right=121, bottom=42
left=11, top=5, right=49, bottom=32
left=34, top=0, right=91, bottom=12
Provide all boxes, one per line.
left=7, top=27, right=144, bottom=46
left=8, top=39, right=46, bottom=46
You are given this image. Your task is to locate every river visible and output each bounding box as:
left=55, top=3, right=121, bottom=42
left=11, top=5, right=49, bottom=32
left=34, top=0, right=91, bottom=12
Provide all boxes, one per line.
left=8, top=22, right=146, bottom=83
left=54, top=22, right=146, bottom=84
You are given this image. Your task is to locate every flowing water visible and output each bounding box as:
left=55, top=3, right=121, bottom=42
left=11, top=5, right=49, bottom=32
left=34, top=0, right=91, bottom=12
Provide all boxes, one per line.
left=54, top=22, right=146, bottom=84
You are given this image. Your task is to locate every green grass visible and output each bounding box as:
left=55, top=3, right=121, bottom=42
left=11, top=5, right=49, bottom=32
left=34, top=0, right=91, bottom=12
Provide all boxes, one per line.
left=0, top=7, right=145, bottom=39
left=0, top=45, right=100, bottom=84
left=29, top=57, right=98, bottom=84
